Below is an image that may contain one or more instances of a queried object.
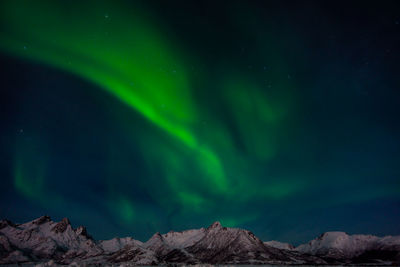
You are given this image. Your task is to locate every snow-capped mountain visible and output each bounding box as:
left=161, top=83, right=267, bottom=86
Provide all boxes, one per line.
left=145, top=227, right=206, bottom=251
left=184, top=221, right=287, bottom=264
left=0, top=216, right=102, bottom=264
left=0, top=216, right=399, bottom=265
left=142, top=226, right=207, bottom=256
left=295, top=231, right=400, bottom=264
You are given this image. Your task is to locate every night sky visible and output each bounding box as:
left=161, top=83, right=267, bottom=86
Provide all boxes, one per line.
left=1, top=0, right=400, bottom=245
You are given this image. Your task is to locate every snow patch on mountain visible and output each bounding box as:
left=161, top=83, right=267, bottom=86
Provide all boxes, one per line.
left=99, top=237, right=142, bottom=254
left=264, top=240, right=294, bottom=250
left=296, top=231, right=400, bottom=259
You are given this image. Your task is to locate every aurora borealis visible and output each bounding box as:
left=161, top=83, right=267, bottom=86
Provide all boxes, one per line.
left=1, top=0, right=399, bottom=244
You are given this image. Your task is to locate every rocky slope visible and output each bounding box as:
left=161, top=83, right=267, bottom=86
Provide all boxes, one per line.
left=142, top=221, right=322, bottom=265
left=0, top=216, right=399, bottom=265
left=264, top=240, right=294, bottom=250
left=0, top=216, right=103, bottom=264
left=295, top=231, right=400, bottom=264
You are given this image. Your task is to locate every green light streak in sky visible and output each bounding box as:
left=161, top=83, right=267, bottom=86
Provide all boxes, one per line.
left=14, top=159, right=45, bottom=201
left=0, top=0, right=197, bottom=148
left=1, top=0, right=399, bottom=243
left=0, top=0, right=230, bottom=199
left=112, top=196, right=135, bottom=223
left=224, top=78, right=285, bottom=160
left=1, top=0, right=299, bottom=224
left=13, top=136, right=65, bottom=209
left=13, top=137, right=46, bottom=201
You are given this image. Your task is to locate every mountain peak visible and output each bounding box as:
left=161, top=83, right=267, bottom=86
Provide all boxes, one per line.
left=75, top=225, right=92, bottom=239
left=0, top=219, right=15, bottom=229
left=315, top=231, right=350, bottom=243
left=153, top=232, right=162, bottom=238
left=319, top=231, right=348, bottom=238
left=146, top=232, right=164, bottom=244
left=208, top=221, right=222, bottom=229
left=32, top=215, right=52, bottom=225
left=51, top=217, right=71, bottom=233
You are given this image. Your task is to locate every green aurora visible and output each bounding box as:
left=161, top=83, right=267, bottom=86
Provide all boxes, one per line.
left=1, top=0, right=399, bottom=243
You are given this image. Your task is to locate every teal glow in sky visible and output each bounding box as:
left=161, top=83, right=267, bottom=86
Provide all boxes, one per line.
left=0, top=0, right=399, bottom=244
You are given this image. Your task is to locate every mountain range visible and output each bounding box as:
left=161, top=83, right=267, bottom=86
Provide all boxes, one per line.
left=0, top=216, right=399, bottom=265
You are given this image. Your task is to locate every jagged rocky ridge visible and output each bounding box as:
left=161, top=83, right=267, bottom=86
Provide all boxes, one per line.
left=0, top=216, right=399, bottom=265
